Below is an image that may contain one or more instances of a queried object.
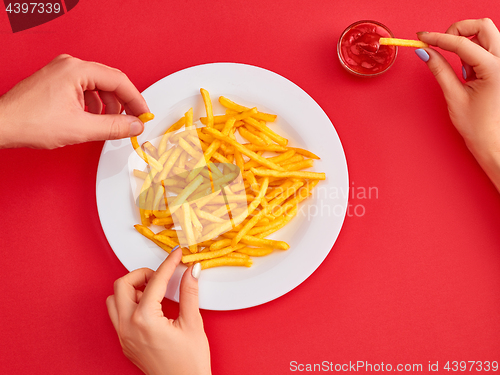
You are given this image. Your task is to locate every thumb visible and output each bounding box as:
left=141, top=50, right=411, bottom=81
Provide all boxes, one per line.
left=415, top=47, right=467, bottom=104
left=82, top=112, right=144, bottom=141
left=178, top=263, right=202, bottom=327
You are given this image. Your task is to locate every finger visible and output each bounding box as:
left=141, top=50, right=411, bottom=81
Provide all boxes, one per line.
left=136, top=289, right=144, bottom=304
left=106, top=295, right=119, bottom=331
left=140, top=247, right=182, bottom=309
left=113, top=268, right=155, bottom=320
left=446, top=18, right=500, bottom=57
left=79, top=111, right=144, bottom=140
left=417, top=32, right=498, bottom=77
left=99, top=91, right=123, bottom=114
left=460, top=36, right=479, bottom=81
left=178, top=263, right=202, bottom=327
left=415, top=48, right=468, bottom=104
left=80, top=61, right=150, bottom=116
left=84, top=90, right=103, bottom=114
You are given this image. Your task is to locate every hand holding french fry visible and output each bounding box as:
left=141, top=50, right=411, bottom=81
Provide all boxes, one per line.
left=0, top=54, right=149, bottom=149
left=106, top=247, right=211, bottom=375
left=416, top=18, right=500, bottom=192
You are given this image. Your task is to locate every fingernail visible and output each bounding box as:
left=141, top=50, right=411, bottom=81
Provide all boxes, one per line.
left=172, top=245, right=180, bottom=252
left=415, top=49, right=430, bottom=62
left=129, top=121, right=143, bottom=136
left=192, top=263, right=201, bottom=279
left=416, top=31, right=429, bottom=35
left=462, top=66, right=467, bottom=80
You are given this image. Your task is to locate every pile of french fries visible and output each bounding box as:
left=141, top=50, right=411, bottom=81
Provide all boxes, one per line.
left=130, top=89, right=326, bottom=270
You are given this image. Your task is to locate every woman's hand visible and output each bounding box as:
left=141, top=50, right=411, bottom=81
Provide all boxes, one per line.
left=416, top=18, right=500, bottom=190
left=106, top=248, right=211, bottom=375
left=0, top=54, right=148, bottom=149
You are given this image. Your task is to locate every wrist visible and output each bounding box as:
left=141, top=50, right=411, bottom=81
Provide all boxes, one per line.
left=0, top=95, right=16, bottom=149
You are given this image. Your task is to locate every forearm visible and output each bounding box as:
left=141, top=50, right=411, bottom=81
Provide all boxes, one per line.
left=468, top=141, right=500, bottom=193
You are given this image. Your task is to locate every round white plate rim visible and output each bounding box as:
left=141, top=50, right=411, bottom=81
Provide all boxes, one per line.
left=96, top=62, right=349, bottom=310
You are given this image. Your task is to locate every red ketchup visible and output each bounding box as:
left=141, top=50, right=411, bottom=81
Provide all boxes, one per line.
left=338, top=21, right=397, bottom=76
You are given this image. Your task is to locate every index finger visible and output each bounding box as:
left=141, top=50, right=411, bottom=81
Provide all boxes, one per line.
left=418, top=32, right=499, bottom=77
left=140, top=247, right=182, bottom=308
left=80, top=61, right=150, bottom=116
left=446, top=18, right=500, bottom=57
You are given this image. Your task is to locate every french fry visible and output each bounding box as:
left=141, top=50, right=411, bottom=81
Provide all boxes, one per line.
left=379, top=37, right=429, bottom=48
left=199, top=256, right=252, bottom=269
left=237, top=247, right=273, bottom=257
left=200, top=88, right=214, bottom=128
left=182, top=244, right=246, bottom=263
left=251, top=167, right=326, bottom=180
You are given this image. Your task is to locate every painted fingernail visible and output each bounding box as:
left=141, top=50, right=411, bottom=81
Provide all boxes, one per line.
left=462, top=66, right=467, bottom=80
left=129, top=121, right=143, bottom=136
left=192, top=263, right=201, bottom=279
left=172, top=245, right=180, bottom=252
left=415, top=49, right=430, bottom=62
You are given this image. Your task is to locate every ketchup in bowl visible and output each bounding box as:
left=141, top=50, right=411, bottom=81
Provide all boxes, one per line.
left=338, top=20, right=397, bottom=76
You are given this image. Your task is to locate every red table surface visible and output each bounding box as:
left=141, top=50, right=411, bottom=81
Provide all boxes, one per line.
left=1, top=1, right=500, bottom=374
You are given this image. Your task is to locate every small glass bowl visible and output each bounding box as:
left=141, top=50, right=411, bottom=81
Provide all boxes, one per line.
left=337, top=20, right=398, bottom=77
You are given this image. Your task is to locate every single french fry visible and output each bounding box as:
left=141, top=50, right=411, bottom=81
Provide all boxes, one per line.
left=251, top=168, right=326, bottom=180
left=133, top=169, right=149, bottom=179
left=288, top=147, right=320, bottom=160
left=181, top=244, right=246, bottom=263
left=151, top=216, right=174, bottom=226
left=199, top=256, right=252, bottom=269
left=379, top=37, right=429, bottom=48
left=200, top=89, right=214, bottom=127
left=223, top=232, right=289, bottom=250
left=210, top=238, right=232, bottom=251
left=189, top=204, right=203, bottom=234
left=153, top=234, right=179, bottom=248
left=237, top=247, right=273, bottom=257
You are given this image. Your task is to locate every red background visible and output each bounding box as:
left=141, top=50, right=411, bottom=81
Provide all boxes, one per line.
left=1, top=1, right=500, bottom=374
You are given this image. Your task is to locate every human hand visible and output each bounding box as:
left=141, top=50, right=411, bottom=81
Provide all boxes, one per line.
left=106, top=248, right=211, bottom=375
left=0, top=54, right=148, bottom=149
left=415, top=19, right=500, bottom=189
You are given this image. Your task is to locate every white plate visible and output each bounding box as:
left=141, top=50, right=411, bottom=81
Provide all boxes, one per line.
left=96, top=63, right=348, bottom=310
